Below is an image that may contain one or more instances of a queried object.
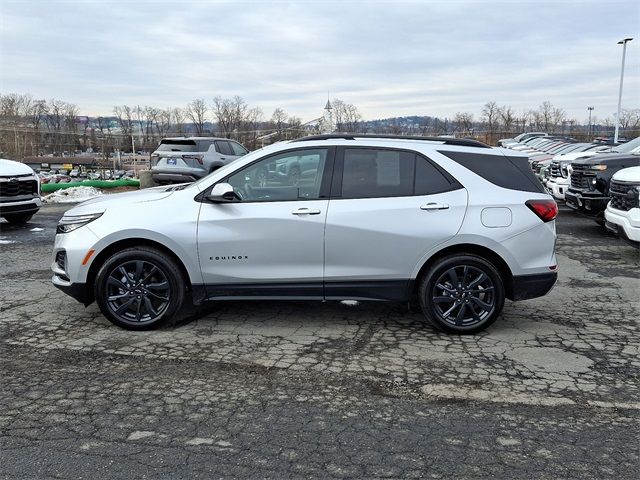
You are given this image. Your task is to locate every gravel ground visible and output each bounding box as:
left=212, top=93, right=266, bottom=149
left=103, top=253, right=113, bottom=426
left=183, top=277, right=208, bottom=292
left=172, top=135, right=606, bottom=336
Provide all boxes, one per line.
left=0, top=203, right=638, bottom=479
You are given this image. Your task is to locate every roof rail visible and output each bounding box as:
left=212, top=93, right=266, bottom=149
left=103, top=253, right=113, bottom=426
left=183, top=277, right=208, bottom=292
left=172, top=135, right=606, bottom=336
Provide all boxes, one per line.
left=292, top=134, right=491, bottom=149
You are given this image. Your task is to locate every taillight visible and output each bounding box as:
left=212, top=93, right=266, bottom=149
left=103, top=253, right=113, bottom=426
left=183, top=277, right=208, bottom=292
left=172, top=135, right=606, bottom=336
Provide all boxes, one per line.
left=184, top=155, right=204, bottom=165
left=526, top=199, right=558, bottom=222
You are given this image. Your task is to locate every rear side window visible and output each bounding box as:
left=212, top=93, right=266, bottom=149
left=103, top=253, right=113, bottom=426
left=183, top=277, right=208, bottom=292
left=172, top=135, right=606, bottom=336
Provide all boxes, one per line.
left=215, top=141, right=234, bottom=156
left=339, top=148, right=458, bottom=199
left=156, top=140, right=198, bottom=152
left=196, top=140, right=215, bottom=152
left=439, top=151, right=545, bottom=193
left=230, top=142, right=248, bottom=156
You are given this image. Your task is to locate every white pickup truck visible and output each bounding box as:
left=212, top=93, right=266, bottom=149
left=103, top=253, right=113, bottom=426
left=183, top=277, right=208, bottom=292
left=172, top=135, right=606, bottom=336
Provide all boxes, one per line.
left=605, top=166, right=640, bottom=248
left=0, top=159, right=42, bottom=224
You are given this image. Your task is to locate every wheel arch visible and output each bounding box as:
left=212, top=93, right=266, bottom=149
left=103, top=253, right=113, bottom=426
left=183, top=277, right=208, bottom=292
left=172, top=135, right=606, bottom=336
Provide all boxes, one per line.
left=412, top=243, right=515, bottom=300
left=86, top=238, right=194, bottom=305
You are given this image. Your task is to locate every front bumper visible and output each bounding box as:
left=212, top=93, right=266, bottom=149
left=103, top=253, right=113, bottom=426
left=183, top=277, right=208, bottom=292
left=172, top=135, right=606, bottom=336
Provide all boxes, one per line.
left=564, top=190, right=609, bottom=216
left=52, top=275, right=93, bottom=305
left=605, top=207, right=640, bottom=247
left=546, top=178, right=570, bottom=200
left=0, top=197, right=42, bottom=216
left=509, top=272, right=558, bottom=301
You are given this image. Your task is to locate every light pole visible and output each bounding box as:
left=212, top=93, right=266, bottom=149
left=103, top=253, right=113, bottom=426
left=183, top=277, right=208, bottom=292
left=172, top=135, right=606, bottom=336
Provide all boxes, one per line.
left=614, top=37, right=633, bottom=143
left=587, top=106, right=594, bottom=138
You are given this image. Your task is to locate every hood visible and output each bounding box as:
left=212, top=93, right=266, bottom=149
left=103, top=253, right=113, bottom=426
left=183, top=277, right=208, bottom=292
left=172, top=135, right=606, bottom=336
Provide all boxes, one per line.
left=0, top=158, right=35, bottom=176
left=553, top=151, right=599, bottom=162
left=67, top=184, right=179, bottom=215
left=573, top=152, right=640, bottom=166
left=613, top=166, right=640, bottom=182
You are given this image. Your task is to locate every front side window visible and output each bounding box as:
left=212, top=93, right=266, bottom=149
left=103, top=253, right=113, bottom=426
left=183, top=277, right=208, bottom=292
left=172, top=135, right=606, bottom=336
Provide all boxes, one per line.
left=226, top=148, right=328, bottom=202
left=230, top=142, right=248, bottom=156
left=340, top=148, right=454, bottom=199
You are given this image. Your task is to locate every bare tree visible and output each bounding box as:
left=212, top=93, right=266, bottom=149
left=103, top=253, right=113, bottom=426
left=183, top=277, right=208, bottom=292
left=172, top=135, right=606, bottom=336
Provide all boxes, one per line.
left=453, top=112, right=474, bottom=135
left=186, top=99, right=208, bottom=135
left=212, top=96, right=249, bottom=138
left=332, top=99, right=362, bottom=133
left=499, top=105, right=515, bottom=133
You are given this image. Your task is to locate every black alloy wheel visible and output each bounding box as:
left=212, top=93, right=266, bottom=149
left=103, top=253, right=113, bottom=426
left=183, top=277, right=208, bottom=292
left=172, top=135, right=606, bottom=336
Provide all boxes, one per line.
left=95, top=247, right=186, bottom=330
left=419, top=254, right=505, bottom=334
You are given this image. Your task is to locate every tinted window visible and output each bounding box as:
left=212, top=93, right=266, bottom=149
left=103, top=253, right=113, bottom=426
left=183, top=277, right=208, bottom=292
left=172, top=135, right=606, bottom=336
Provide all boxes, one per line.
left=216, top=141, right=234, bottom=156
left=230, top=142, right=248, bottom=156
left=440, top=150, right=545, bottom=193
left=414, top=156, right=455, bottom=195
left=226, top=148, right=328, bottom=202
left=156, top=140, right=198, bottom=152
left=196, top=140, right=215, bottom=152
left=342, top=149, right=414, bottom=198
left=340, top=149, right=455, bottom=199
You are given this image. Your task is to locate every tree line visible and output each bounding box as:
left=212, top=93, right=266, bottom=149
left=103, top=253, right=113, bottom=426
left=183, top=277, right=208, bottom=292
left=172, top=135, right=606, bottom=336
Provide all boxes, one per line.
left=1, top=92, right=638, bottom=160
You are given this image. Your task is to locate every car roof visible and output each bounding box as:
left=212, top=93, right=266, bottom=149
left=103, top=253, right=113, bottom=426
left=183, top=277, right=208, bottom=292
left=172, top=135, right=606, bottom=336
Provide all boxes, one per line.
left=161, top=137, right=236, bottom=141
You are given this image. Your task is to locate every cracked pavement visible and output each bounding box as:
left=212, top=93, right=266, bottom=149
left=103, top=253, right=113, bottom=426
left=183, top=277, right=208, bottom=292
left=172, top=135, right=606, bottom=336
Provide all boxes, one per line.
left=1, top=203, right=639, bottom=478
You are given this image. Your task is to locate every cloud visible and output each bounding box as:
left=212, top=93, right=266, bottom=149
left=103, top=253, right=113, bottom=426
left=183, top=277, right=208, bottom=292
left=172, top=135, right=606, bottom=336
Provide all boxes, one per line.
left=1, top=0, right=638, bottom=122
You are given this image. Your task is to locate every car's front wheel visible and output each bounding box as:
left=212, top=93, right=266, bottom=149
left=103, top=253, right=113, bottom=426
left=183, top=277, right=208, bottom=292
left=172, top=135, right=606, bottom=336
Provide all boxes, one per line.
left=419, top=254, right=505, bottom=334
left=94, top=247, right=186, bottom=330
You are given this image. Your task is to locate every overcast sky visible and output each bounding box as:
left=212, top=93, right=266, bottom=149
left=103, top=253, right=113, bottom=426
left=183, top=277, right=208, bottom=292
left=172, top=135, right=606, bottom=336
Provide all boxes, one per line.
left=1, top=0, right=638, bottom=123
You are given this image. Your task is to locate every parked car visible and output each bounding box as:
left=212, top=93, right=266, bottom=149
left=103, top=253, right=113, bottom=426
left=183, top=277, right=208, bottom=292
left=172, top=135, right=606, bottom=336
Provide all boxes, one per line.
left=0, top=158, right=42, bottom=224
left=565, top=137, right=640, bottom=221
left=498, top=132, right=547, bottom=147
left=604, top=166, right=640, bottom=248
left=544, top=145, right=612, bottom=199
left=52, top=134, right=558, bottom=334
left=150, top=137, right=249, bottom=184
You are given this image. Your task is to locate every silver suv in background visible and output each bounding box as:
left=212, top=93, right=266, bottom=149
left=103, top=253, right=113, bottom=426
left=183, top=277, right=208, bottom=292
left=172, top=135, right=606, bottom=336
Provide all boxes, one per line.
left=52, top=134, right=558, bottom=334
left=0, top=158, right=42, bottom=224
left=150, top=137, right=248, bottom=184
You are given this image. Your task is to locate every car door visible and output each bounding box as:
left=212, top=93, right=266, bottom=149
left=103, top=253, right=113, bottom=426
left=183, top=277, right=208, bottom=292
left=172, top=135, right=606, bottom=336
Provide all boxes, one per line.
left=197, top=147, right=334, bottom=299
left=324, top=147, right=468, bottom=300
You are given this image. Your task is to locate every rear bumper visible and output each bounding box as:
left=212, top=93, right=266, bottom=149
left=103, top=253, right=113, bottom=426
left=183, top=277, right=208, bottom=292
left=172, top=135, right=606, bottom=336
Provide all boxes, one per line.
left=509, top=272, right=558, bottom=301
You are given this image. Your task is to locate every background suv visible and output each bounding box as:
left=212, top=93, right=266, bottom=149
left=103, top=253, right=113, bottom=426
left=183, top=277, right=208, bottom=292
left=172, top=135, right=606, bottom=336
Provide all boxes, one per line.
left=52, top=135, right=558, bottom=334
left=150, top=137, right=248, bottom=184
left=0, top=158, right=42, bottom=224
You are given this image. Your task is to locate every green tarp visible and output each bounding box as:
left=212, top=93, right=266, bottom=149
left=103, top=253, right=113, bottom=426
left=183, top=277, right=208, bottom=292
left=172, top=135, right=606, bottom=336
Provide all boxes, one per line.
left=41, top=179, right=140, bottom=192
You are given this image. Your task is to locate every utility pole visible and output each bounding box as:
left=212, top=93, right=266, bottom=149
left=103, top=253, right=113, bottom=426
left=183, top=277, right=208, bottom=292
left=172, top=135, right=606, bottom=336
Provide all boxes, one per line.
left=614, top=38, right=633, bottom=143
left=587, top=106, right=594, bottom=138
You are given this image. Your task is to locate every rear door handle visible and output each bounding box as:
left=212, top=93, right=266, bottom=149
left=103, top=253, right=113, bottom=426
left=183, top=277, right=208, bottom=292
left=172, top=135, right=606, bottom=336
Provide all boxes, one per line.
left=292, top=208, right=321, bottom=216
left=421, top=203, right=449, bottom=211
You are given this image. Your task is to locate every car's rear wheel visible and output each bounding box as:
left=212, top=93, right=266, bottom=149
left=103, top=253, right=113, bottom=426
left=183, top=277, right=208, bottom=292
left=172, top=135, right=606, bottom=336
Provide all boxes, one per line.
left=3, top=213, right=33, bottom=224
left=419, top=254, right=505, bottom=334
left=95, top=247, right=186, bottom=330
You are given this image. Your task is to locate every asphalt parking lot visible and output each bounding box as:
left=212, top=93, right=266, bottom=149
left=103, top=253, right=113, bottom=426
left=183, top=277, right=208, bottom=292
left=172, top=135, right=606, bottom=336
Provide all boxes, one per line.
left=1, top=203, right=639, bottom=479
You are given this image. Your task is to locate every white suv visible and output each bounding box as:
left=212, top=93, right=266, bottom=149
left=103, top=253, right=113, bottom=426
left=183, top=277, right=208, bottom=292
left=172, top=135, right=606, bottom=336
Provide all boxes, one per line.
left=0, top=158, right=42, bottom=224
left=51, top=135, right=558, bottom=334
left=605, top=166, right=640, bottom=248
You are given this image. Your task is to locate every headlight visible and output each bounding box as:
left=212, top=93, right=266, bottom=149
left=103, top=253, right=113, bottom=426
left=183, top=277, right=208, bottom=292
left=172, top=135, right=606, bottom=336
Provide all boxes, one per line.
left=56, top=213, right=103, bottom=234
left=590, top=165, right=607, bottom=171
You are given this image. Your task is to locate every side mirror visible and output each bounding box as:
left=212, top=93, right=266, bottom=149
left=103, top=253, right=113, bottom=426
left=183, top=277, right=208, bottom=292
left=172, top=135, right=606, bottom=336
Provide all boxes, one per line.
left=206, top=183, right=237, bottom=202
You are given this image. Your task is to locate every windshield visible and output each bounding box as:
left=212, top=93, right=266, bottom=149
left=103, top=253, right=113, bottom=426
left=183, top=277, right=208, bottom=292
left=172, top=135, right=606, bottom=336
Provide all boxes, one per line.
left=613, top=137, right=640, bottom=153
left=188, top=146, right=269, bottom=190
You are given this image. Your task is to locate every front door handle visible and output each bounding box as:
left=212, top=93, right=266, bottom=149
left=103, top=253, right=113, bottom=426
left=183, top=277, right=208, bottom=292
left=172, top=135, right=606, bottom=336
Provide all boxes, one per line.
left=292, top=208, right=321, bottom=216
left=420, top=203, right=449, bottom=211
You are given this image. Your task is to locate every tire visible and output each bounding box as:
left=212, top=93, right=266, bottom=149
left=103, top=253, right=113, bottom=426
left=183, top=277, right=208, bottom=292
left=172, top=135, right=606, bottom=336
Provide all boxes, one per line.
left=3, top=214, right=33, bottom=224
left=94, top=247, right=186, bottom=330
left=418, top=254, right=505, bottom=334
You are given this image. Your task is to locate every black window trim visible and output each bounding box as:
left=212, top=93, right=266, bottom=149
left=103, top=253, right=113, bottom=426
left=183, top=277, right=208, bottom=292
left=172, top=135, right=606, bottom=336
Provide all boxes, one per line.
left=198, top=146, right=336, bottom=204
left=330, top=146, right=463, bottom=200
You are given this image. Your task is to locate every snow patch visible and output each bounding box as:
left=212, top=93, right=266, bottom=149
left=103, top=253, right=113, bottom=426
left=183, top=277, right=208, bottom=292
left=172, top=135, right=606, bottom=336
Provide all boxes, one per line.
left=30, top=227, right=44, bottom=232
left=0, top=239, right=16, bottom=245
left=341, top=300, right=360, bottom=306
left=43, top=186, right=104, bottom=204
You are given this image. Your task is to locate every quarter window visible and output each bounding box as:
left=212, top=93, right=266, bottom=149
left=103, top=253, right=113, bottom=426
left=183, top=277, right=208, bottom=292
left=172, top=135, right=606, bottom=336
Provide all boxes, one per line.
left=226, top=148, right=328, bottom=202
left=230, top=142, right=248, bottom=156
